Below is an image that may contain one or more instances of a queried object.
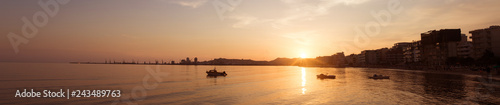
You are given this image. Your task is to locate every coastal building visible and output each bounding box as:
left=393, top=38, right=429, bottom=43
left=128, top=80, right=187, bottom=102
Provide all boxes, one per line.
left=421, top=29, right=462, bottom=65
left=387, top=42, right=411, bottom=65
left=469, top=26, right=500, bottom=58
left=332, top=52, right=346, bottom=66
left=179, top=57, right=195, bottom=64
left=360, top=50, right=378, bottom=65
left=376, top=48, right=389, bottom=64
left=403, top=44, right=412, bottom=63
left=354, top=54, right=361, bottom=65
left=404, top=41, right=422, bottom=63
left=345, top=54, right=357, bottom=66
left=457, top=34, right=473, bottom=58
left=357, top=53, right=366, bottom=65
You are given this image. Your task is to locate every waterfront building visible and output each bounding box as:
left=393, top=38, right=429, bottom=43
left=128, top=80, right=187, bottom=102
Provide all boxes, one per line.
left=332, top=52, right=346, bottom=66
left=457, top=34, right=473, bottom=58
left=387, top=42, right=411, bottom=65
left=404, top=41, right=422, bottom=63
left=469, top=25, right=500, bottom=58
left=360, top=50, right=378, bottom=65
left=357, top=52, right=366, bottom=65
left=376, top=48, right=389, bottom=64
left=421, top=29, right=462, bottom=65
left=345, top=54, right=357, bottom=66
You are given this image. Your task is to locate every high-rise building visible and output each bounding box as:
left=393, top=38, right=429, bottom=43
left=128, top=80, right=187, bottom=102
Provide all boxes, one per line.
left=469, top=26, right=500, bottom=58
left=421, top=29, right=462, bottom=65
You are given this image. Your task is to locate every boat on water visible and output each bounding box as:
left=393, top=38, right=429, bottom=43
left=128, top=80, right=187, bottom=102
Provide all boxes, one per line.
left=369, top=74, right=390, bottom=79
left=206, top=68, right=227, bottom=76
left=316, top=73, right=336, bottom=79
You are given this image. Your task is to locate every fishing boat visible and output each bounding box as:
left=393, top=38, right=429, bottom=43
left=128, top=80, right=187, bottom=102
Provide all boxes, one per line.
left=206, top=68, right=227, bottom=76
left=316, top=73, right=336, bottom=79
left=369, top=74, right=390, bottom=79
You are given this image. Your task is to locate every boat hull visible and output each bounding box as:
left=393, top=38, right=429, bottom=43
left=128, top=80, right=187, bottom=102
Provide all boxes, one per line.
left=206, top=72, right=227, bottom=76
left=317, top=75, right=336, bottom=79
left=369, top=76, right=390, bottom=79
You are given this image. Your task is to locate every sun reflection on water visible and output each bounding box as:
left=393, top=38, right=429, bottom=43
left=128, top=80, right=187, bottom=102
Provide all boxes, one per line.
left=301, top=67, right=306, bottom=94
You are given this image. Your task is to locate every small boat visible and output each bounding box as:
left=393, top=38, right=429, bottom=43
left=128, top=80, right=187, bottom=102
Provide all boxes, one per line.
left=317, top=73, right=336, bottom=79
left=206, top=68, right=227, bottom=76
left=369, top=74, right=390, bottom=79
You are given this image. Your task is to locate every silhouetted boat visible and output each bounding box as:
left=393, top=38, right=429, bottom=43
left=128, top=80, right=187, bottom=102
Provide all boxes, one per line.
left=206, top=75, right=225, bottom=78
left=206, top=68, right=227, bottom=76
left=369, top=74, right=390, bottom=79
left=316, top=73, right=335, bottom=79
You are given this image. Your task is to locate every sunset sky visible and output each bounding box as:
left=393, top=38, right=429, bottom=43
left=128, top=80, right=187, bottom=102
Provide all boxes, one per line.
left=1, top=0, right=500, bottom=63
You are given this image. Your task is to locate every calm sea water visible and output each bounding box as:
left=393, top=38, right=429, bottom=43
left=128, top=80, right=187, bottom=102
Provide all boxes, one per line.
left=0, top=62, right=499, bottom=104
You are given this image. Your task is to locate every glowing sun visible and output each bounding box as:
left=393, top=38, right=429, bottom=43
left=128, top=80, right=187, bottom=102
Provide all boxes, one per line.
left=300, top=53, right=307, bottom=58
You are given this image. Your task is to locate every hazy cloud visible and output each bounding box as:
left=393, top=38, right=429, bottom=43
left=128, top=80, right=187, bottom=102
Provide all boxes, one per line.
left=172, top=0, right=208, bottom=8
left=282, top=31, right=318, bottom=45
left=227, top=0, right=372, bottom=29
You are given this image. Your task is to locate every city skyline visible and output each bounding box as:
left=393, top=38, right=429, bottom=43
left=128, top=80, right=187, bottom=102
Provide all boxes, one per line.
left=85, top=25, right=498, bottom=68
left=1, top=0, right=500, bottom=63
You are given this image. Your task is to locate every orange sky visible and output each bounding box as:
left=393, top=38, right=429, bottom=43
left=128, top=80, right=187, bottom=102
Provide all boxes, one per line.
left=1, top=0, right=500, bottom=62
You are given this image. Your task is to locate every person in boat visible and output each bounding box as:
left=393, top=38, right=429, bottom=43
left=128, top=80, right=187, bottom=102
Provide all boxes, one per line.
left=223, top=71, right=226, bottom=74
left=373, top=74, right=377, bottom=77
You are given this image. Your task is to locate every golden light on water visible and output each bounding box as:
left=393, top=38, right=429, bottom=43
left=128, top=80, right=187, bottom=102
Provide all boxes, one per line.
left=301, top=67, right=306, bottom=94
